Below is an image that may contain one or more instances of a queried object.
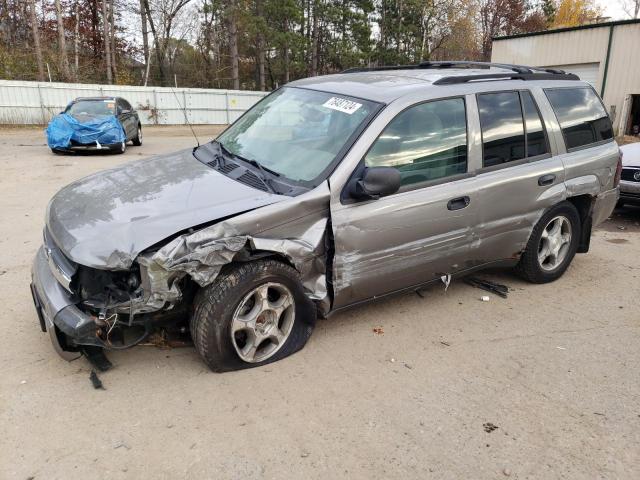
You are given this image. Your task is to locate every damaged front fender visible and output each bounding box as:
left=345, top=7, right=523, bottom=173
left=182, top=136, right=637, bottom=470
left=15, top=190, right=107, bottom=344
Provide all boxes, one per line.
left=131, top=183, right=332, bottom=315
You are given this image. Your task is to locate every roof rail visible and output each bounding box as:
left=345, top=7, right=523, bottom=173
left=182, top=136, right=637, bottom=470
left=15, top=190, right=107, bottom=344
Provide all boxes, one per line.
left=342, top=60, right=579, bottom=79
left=433, top=72, right=580, bottom=85
left=341, top=61, right=538, bottom=74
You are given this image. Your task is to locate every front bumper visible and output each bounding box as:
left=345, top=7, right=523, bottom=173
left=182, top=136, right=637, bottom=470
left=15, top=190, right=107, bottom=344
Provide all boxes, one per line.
left=31, top=246, right=100, bottom=360
left=620, top=180, right=640, bottom=204
left=54, top=142, right=122, bottom=153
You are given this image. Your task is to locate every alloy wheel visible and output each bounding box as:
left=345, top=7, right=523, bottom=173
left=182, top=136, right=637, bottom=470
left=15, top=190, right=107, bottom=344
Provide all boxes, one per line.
left=537, top=215, right=572, bottom=271
left=231, top=282, right=295, bottom=363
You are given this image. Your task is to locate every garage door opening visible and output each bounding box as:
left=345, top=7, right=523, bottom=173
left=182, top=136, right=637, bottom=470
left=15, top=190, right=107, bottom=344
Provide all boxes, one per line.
left=625, top=95, right=640, bottom=136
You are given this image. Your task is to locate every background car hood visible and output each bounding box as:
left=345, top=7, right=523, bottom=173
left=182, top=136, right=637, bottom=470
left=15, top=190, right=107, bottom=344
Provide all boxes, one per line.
left=621, top=142, right=640, bottom=167
left=46, top=149, right=285, bottom=269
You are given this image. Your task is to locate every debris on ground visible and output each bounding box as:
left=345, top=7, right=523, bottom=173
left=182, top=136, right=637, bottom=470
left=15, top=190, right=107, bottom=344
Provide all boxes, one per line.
left=483, top=422, right=499, bottom=433
left=20, top=380, right=27, bottom=385
left=139, top=328, right=192, bottom=349
left=440, top=341, right=451, bottom=347
left=89, top=370, right=104, bottom=390
left=373, top=327, right=384, bottom=335
left=440, top=274, right=451, bottom=292
left=82, top=346, right=113, bottom=372
left=480, top=296, right=490, bottom=302
left=465, top=276, right=509, bottom=298
left=404, top=363, right=413, bottom=370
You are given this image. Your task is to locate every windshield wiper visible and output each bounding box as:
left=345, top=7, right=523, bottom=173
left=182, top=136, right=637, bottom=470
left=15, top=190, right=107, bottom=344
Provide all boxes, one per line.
left=216, top=141, right=279, bottom=194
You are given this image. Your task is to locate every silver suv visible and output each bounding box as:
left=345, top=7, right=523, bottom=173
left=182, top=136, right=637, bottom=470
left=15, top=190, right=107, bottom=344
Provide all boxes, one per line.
left=31, top=62, right=621, bottom=372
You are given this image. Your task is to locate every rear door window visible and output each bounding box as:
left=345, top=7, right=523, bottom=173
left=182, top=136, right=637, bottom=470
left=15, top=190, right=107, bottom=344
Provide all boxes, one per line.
left=544, top=87, right=613, bottom=150
left=364, top=97, right=468, bottom=187
left=521, top=91, right=549, bottom=157
left=478, top=92, right=525, bottom=167
left=478, top=91, right=550, bottom=167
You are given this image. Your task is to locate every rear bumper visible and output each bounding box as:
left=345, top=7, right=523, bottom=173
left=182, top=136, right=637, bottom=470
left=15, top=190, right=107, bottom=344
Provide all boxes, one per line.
left=591, top=187, right=619, bottom=226
left=31, top=246, right=100, bottom=360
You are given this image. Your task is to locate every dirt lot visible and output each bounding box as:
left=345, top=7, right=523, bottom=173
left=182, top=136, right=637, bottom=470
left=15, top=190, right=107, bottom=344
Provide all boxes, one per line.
left=1, top=126, right=639, bottom=479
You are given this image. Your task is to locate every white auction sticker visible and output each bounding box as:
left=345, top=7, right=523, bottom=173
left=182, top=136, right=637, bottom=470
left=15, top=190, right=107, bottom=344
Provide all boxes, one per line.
left=322, top=97, right=362, bottom=115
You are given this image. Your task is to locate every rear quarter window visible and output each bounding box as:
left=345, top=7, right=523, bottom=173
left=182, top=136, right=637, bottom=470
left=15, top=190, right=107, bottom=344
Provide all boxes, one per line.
left=544, top=87, right=613, bottom=150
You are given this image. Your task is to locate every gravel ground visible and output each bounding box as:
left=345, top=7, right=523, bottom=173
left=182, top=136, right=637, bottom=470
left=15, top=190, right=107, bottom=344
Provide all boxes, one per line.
left=1, top=126, right=639, bottom=480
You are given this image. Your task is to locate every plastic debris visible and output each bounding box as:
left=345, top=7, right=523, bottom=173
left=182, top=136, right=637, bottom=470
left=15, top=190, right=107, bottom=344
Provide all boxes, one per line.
left=373, top=327, right=384, bottom=335
left=465, top=276, right=509, bottom=298
left=480, top=296, right=490, bottom=302
left=89, top=370, right=105, bottom=390
left=440, top=274, right=451, bottom=292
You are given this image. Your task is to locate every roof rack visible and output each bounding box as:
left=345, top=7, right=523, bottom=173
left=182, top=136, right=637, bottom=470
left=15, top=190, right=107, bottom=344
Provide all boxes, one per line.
left=433, top=72, right=579, bottom=85
left=341, top=61, right=580, bottom=84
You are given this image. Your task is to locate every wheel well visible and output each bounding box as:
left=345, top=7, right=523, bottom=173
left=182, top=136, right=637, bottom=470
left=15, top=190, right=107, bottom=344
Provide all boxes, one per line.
left=566, top=195, right=595, bottom=253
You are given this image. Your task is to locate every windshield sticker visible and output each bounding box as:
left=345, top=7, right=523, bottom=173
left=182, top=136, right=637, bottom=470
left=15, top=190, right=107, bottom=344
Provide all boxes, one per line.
left=322, top=97, right=362, bottom=115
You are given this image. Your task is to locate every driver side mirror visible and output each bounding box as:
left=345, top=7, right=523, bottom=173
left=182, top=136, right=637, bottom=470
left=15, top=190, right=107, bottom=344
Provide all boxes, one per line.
left=349, top=166, right=401, bottom=201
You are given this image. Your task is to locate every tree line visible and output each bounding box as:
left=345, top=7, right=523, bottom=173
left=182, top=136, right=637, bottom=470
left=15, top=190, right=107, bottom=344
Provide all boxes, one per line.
left=0, top=0, right=607, bottom=91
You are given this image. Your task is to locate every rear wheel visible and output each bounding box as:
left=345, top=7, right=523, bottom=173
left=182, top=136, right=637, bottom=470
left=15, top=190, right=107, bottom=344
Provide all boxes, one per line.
left=132, top=124, right=142, bottom=146
left=516, top=201, right=581, bottom=283
left=190, top=259, right=316, bottom=372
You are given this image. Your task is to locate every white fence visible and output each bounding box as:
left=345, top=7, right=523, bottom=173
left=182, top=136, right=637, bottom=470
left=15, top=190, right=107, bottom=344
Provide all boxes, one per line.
left=0, top=79, right=268, bottom=125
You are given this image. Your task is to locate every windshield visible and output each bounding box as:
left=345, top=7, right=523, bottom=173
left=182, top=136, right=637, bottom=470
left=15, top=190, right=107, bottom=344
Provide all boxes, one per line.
left=67, top=100, right=116, bottom=117
left=216, top=87, right=379, bottom=183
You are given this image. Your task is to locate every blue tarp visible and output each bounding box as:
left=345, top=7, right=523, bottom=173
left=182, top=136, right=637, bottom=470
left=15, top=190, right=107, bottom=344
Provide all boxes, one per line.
left=46, top=113, right=126, bottom=149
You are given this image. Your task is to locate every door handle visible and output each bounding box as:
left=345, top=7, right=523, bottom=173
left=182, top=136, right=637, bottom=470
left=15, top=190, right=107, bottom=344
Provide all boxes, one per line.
left=538, top=174, right=556, bottom=186
left=447, top=196, right=470, bottom=211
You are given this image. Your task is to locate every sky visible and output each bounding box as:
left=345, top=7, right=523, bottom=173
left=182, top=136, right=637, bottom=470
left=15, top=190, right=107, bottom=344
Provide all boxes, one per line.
left=599, top=0, right=635, bottom=20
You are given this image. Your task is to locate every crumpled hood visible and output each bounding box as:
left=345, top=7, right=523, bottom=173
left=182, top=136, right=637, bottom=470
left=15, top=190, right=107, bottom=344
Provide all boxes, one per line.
left=46, top=149, right=285, bottom=269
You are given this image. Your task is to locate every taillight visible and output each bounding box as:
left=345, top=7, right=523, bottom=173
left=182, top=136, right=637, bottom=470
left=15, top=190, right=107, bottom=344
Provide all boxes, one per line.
left=614, top=149, right=623, bottom=187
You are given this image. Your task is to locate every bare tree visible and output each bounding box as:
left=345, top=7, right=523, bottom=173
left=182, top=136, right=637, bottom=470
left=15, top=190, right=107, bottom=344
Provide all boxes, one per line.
left=102, top=0, right=113, bottom=83
left=228, top=6, right=239, bottom=89
left=619, top=0, right=640, bottom=18
left=142, top=0, right=193, bottom=86
left=110, top=0, right=118, bottom=80
left=74, top=2, right=80, bottom=75
left=27, top=0, right=45, bottom=81
left=54, top=0, right=72, bottom=80
left=139, top=0, right=150, bottom=84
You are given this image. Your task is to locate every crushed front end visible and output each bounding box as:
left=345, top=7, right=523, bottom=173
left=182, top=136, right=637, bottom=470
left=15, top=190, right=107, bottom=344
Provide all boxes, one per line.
left=30, top=228, right=190, bottom=360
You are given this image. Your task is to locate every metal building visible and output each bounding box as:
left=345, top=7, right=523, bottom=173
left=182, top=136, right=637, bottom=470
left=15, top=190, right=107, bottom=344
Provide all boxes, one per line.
left=491, top=19, right=640, bottom=136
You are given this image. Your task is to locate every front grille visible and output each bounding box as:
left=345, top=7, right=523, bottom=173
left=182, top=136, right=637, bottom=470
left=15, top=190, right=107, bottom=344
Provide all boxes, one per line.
left=621, top=168, right=640, bottom=182
left=43, top=227, right=77, bottom=292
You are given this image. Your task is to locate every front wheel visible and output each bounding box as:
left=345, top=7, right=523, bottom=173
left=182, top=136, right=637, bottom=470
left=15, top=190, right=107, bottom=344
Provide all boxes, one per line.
left=515, top=201, right=581, bottom=283
left=190, top=259, right=316, bottom=372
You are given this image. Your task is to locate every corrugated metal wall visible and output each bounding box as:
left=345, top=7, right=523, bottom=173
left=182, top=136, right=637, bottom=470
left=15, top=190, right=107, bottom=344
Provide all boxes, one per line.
left=0, top=80, right=268, bottom=125
left=492, top=22, right=640, bottom=134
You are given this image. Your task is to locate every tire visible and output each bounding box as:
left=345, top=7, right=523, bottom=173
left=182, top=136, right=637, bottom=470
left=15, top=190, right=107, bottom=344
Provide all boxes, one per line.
left=515, top=201, right=581, bottom=284
left=132, top=124, right=142, bottom=146
left=50, top=148, right=65, bottom=155
left=116, top=141, right=126, bottom=154
left=190, top=259, right=316, bottom=372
